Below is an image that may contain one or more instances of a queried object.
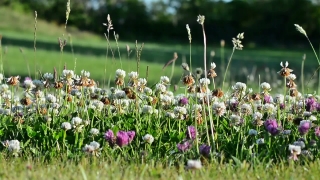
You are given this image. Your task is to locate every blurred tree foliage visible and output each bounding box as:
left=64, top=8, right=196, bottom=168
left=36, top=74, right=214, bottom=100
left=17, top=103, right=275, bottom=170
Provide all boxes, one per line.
left=1, top=0, right=320, bottom=47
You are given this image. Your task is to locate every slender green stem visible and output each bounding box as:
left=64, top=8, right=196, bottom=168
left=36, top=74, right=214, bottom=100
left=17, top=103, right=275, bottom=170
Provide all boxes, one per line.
left=301, top=54, right=305, bottom=95
left=114, top=32, right=122, bottom=69
left=189, top=43, right=192, bottom=72
left=306, top=36, right=320, bottom=65
left=222, top=48, right=236, bottom=91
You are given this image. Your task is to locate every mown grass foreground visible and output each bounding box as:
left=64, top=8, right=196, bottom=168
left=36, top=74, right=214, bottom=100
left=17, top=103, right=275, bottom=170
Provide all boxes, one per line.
left=1, top=159, right=320, bottom=180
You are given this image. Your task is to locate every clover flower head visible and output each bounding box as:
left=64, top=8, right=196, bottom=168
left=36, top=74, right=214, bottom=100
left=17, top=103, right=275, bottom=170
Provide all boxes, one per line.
left=177, top=141, right=192, bottom=152
left=249, top=129, right=258, bottom=136
left=186, top=159, right=202, bottom=170
left=210, top=62, right=216, bottom=69
left=46, top=94, right=57, bottom=103
left=90, top=128, right=100, bottom=136
left=256, top=138, right=265, bottom=145
left=82, top=141, right=101, bottom=156
left=115, top=69, right=126, bottom=78
left=62, top=70, right=75, bottom=79
left=298, top=120, right=312, bottom=135
left=61, top=122, right=72, bottom=131
left=43, top=73, right=54, bottom=80
left=232, top=82, right=246, bottom=91
left=260, top=82, right=271, bottom=91
left=199, top=144, right=211, bottom=157
left=289, top=144, right=301, bottom=161
left=71, top=117, right=82, bottom=128
left=186, top=126, right=197, bottom=140
left=128, top=71, right=139, bottom=79
left=142, top=134, right=154, bottom=144
left=155, top=83, right=166, bottom=93
left=199, top=78, right=210, bottom=86
left=8, top=140, right=20, bottom=154
left=160, top=76, right=170, bottom=85
left=81, top=70, right=90, bottom=78
left=142, top=105, right=153, bottom=114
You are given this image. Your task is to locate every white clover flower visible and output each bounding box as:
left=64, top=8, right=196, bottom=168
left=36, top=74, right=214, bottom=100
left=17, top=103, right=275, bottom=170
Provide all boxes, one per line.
left=24, top=79, right=36, bottom=90
left=92, top=100, right=104, bottom=111
left=210, top=62, right=216, bottom=69
left=186, top=159, right=202, bottom=170
left=260, top=82, right=271, bottom=91
left=7, top=140, right=20, bottom=154
left=160, top=76, right=170, bottom=85
left=115, top=90, right=126, bottom=99
left=155, top=83, right=166, bottom=93
left=241, top=103, right=252, bottom=115
left=142, top=134, right=154, bottom=144
left=165, top=112, right=176, bottom=119
left=0, top=84, right=9, bottom=92
left=199, top=78, right=210, bottom=86
left=61, top=122, right=72, bottom=130
left=46, top=94, right=57, bottom=103
left=309, top=115, right=317, bottom=121
left=144, top=87, right=153, bottom=95
left=287, top=74, right=296, bottom=81
left=81, top=70, right=90, bottom=77
left=192, top=104, right=202, bottom=112
left=252, top=112, right=263, bottom=120
left=82, top=141, right=101, bottom=156
left=174, top=106, right=187, bottom=115
left=230, top=114, right=241, bottom=125
left=142, top=105, right=153, bottom=114
left=115, top=69, right=126, bottom=78
left=71, top=117, right=83, bottom=128
left=256, top=138, right=265, bottom=145
left=90, top=128, right=100, bottom=136
left=289, top=144, right=301, bottom=154
left=43, top=73, right=54, bottom=80
left=33, top=80, right=44, bottom=88
left=62, top=70, right=75, bottom=79
left=274, top=94, right=284, bottom=104
left=128, top=71, right=139, bottom=79
left=249, top=129, right=258, bottom=136
left=232, top=82, right=246, bottom=91
left=263, top=103, right=275, bottom=113
left=138, top=78, right=147, bottom=86
left=212, top=102, right=226, bottom=117
left=160, top=94, right=172, bottom=105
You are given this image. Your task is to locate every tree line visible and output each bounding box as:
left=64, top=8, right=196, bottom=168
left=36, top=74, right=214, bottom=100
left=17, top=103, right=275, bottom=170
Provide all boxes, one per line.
left=1, top=0, right=320, bottom=47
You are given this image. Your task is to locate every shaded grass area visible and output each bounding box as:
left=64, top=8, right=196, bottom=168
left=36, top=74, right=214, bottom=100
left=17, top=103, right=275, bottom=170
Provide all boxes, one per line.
left=1, top=159, right=320, bottom=180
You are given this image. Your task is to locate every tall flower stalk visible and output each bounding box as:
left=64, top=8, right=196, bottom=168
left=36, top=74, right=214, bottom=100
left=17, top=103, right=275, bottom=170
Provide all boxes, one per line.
left=294, top=24, right=320, bottom=93
left=197, top=15, right=215, bottom=149
left=222, top=33, right=244, bottom=91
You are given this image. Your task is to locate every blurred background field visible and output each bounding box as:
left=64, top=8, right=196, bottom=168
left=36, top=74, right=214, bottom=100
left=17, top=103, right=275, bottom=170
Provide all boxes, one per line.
left=0, top=0, right=320, bottom=92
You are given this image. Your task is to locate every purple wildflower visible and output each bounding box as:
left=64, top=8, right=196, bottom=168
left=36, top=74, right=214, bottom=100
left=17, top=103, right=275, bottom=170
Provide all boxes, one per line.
left=264, top=119, right=280, bottom=136
left=105, top=130, right=135, bottom=147
left=116, top=131, right=130, bottom=147
left=179, top=97, right=189, bottom=106
left=104, top=129, right=115, bottom=144
left=315, top=126, right=320, bottom=138
left=199, top=144, right=211, bottom=157
left=298, top=120, right=312, bottom=135
left=306, top=97, right=317, bottom=112
left=186, top=126, right=196, bottom=140
left=127, top=131, right=136, bottom=143
left=263, top=95, right=273, bottom=104
left=177, top=141, right=192, bottom=152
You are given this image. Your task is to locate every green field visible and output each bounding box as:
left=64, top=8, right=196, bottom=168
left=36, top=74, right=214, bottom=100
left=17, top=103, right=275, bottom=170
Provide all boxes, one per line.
left=1, top=7, right=319, bottom=90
